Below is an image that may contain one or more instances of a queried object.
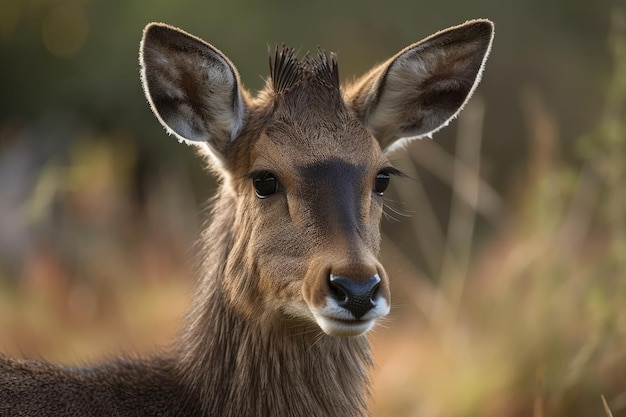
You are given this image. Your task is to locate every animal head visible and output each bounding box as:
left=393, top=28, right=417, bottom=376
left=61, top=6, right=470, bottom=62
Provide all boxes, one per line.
left=139, top=20, right=493, bottom=337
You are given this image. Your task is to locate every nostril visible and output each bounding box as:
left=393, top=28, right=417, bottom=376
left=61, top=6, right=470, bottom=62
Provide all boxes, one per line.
left=370, top=281, right=381, bottom=303
left=329, top=278, right=349, bottom=304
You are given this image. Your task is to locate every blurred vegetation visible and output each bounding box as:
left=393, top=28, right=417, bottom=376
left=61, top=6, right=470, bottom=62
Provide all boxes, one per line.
left=373, top=11, right=626, bottom=416
left=0, top=0, right=625, bottom=416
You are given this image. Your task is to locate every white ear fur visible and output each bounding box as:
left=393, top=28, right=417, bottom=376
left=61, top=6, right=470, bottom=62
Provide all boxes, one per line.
left=347, top=19, right=494, bottom=153
left=140, top=23, right=247, bottom=165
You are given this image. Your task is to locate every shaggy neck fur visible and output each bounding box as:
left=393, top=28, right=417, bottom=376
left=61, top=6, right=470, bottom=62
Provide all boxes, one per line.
left=175, top=189, right=373, bottom=417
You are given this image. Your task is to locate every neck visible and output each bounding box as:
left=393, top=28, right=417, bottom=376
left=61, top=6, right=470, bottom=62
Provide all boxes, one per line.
left=175, top=191, right=373, bottom=417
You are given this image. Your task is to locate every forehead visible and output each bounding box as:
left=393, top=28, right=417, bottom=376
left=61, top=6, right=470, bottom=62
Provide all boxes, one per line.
left=242, top=48, right=386, bottom=172
left=258, top=112, right=378, bottom=165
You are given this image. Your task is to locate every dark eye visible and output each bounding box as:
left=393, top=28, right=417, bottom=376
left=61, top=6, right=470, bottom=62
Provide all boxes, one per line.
left=252, top=171, right=279, bottom=198
left=373, top=171, right=390, bottom=195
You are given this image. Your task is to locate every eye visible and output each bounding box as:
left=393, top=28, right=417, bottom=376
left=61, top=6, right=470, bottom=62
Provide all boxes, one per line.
left=373, top=171, right=390, bottom=195
left=252, top=171, right=279, bottom=198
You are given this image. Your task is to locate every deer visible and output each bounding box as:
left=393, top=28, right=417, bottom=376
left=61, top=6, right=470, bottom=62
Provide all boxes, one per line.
left=0, top=19, right=493, bottom=417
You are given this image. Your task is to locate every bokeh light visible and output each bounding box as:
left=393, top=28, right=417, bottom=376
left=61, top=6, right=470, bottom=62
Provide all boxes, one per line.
left=41, top=2, right=89, bottom=57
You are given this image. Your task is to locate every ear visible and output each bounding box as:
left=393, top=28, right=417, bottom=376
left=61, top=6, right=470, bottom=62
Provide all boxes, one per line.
left=140, top=23, right=247, bottom=163
left=346, top=19, right=494, bottom=153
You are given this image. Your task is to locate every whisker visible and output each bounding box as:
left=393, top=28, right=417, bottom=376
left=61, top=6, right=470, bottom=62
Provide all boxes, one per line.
left=382, top=209, right=400, bottom=222
left=308, top=331, right=328, bottom=352
left=383, top=200, right=413, bottom=218
left=383, top=201, right=413, bottom=223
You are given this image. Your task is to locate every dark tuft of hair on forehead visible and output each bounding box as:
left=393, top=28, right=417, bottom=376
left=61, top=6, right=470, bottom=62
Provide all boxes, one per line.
left=309, top=48, right=340, bottom=90
left=269, top=45, right=301, bottom=94
left=269, top=45, right=340, bottom=94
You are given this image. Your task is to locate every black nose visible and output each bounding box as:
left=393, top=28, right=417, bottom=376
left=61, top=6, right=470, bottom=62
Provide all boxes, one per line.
left=329, top=274, right=381, bottom=319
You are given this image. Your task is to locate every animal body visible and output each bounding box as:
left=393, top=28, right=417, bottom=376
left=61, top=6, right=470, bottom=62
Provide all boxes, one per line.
left=0, top=19, right=493, bottom=417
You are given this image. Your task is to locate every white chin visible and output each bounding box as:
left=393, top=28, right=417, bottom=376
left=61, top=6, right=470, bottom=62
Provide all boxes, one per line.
left=314, top=315, right=375, bottom=337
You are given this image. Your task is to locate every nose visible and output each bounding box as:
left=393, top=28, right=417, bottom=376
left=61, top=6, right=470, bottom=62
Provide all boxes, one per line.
left=328, top=274, right=381, bottom=319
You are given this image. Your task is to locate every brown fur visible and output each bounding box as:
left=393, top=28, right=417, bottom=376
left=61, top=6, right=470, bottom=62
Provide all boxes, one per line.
left=0, top=20, right=494, bottom=417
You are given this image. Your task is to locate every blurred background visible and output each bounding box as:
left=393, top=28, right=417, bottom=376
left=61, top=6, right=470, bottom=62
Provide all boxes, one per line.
left=1, top=0, right=625, bottom=416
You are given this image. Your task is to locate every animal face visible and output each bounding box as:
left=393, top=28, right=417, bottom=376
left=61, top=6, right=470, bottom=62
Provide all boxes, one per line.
left=140, top=20, right=494, bottom=336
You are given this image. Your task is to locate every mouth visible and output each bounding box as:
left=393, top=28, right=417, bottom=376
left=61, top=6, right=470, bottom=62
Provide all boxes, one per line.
left=313, top=314, right=376, bottom=337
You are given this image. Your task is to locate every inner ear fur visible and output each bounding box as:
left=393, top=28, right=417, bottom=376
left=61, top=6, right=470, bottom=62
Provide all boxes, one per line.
left=346, top=19, right=494, bottom=152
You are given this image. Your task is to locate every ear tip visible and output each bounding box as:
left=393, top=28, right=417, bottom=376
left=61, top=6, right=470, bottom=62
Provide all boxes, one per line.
left=145, top=21, right=177, bottom=29
left=142, top=23, right=164, bottom=44
left=142, top=22, right=184, bottom=43
left=452, top=19, right=495, bottom=53
left=464, top=19, right=495, bottom=36
left=144, top=22, right=167, bottom=34
left=465, top=18, right=494, bottom=27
